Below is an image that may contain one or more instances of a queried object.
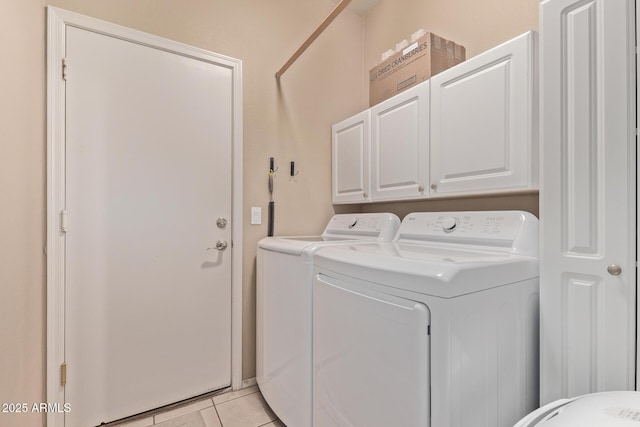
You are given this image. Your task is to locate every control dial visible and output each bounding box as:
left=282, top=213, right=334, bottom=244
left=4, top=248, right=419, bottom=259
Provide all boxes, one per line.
left=442, top=216, right=459, bottom=233
left=348, top=218, right=358, bottom=229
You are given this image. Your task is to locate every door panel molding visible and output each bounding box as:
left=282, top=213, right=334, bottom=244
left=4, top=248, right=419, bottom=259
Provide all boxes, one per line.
left=562, top=274, right=600, bottom=396
left=560, top=0, right=601, bottom=257
left=46, top=7, right=243, bottom=427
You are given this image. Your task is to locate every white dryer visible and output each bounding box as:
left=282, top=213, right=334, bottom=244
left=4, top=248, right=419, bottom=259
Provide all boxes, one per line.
left=312, top=211, right=540, bottom=427
left=256, top=213, right=400, bottom=427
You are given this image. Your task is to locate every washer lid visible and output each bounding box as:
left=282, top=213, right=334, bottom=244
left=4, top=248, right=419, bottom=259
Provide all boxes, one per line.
left=313, top=242, right=538, bottom=298
left=258, top=235, right=357, bottom=255
left=526, top=392, right=640, bottom=426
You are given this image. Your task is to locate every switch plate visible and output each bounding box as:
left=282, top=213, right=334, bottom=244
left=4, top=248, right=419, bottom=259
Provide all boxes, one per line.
left=251, top=207, right=262, bottom=225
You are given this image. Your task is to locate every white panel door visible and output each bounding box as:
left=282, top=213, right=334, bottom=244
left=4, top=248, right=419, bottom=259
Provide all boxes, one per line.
left=64, top=26, right=232, bottom=425
left=332, top=111, right=370, bottom=203
left=540, top=0, right=636, bottom=404
left=370, top=82, right=429, bottom=201
left=430, top=31, right=537, bottom=197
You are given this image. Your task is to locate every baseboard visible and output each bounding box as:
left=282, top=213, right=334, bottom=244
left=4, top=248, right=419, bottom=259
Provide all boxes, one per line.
left=241, top=377, right=257, bottom=389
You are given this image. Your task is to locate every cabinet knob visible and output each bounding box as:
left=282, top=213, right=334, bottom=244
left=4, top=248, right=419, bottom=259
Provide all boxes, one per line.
left=607, top=264, right=622, bottom=276
left=418, top=185, right=424, bottom=193
left=363, top=192, right=367, bottom=198
left=430, top=184, right=437, bottom=190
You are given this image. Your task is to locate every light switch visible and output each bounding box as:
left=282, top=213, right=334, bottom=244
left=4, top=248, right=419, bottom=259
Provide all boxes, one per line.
left=251, top=207, right=262, bottom=225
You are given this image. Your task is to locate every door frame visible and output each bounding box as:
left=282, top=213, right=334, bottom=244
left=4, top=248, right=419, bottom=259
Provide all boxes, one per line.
left=637, top=0, right=639, bottom=392
left=46, top=7, right=243, bottom=426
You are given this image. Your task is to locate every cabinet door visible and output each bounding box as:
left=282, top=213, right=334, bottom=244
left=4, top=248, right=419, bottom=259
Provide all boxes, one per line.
left=370, top=82, right=429, bottom=201
left=430, top=31, right=537, bottom=197
left=332, top=111, right=370, bottom=203
left=540, top=0, right=636, bottom=403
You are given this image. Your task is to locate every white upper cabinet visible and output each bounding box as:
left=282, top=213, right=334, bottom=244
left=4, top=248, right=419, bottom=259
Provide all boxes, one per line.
left=370, top=82, right=429, bottom=201
left=429, top=31, right=538, bottom=197
left=331, top=31, right=538, bottom=204
left=332, top=110, right=370, bottom=203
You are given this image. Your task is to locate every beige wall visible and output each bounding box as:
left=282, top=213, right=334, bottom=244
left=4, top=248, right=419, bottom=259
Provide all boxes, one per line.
left=359, top=193, right=539, bottom=218
left=1, top=1, right=539, bottom=425
left=364, top=0, right=539, bottom=70
left=1, top=1, right=362, bottom=425
left=0, top=1, right=47, bottom=426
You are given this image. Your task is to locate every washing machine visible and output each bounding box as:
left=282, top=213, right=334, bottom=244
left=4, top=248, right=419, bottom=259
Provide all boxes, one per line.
left=312, top=211, right=540, bottom=427
left=256, top=213, right=400, bottom=427
left=514, top=391, right=640, bottom=426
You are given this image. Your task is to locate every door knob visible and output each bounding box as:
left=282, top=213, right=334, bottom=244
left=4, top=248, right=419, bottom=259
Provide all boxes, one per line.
left=208, top=240, right=228, bottom=251
left=607, top=264, right=622, bottom=276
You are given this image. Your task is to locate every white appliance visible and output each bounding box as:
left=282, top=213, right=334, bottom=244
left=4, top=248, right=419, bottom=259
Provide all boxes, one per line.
left=256, top=213, right=400, bottom=427
left=312, top=211, right=540, bottom=427
left=515, top=391, right=640, bottom=426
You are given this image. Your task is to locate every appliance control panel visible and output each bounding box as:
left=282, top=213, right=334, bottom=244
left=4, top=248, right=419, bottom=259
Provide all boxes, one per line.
left=323, top=213, right=400, bottom=241
left=396, top=211, right=538, bottom=255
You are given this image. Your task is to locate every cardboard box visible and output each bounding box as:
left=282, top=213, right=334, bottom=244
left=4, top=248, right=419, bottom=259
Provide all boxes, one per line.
left=369, top=33, right=465, bottom=106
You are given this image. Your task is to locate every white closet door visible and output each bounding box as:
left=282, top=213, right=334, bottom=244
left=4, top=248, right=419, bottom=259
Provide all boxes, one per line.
left=540, top=0, right=636, bottom=404
left=64, top=25, right=233, bottom=426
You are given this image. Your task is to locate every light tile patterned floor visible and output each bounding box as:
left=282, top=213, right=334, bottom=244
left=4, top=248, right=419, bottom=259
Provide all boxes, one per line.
left=111, top=386, right=286, bottom=427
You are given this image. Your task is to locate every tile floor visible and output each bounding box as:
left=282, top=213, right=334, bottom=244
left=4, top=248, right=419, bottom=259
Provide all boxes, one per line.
left=111, top=386, right=285, bottom=427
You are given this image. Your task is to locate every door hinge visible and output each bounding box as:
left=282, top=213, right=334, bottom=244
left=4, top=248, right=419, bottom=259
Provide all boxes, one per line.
left=62, top=58, right=67, bottom=81
left=427, top=325, right=431, bottom=335
left=60, top=363, right=67, bottom=387
left=60, top=210, right=68, bottom=232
